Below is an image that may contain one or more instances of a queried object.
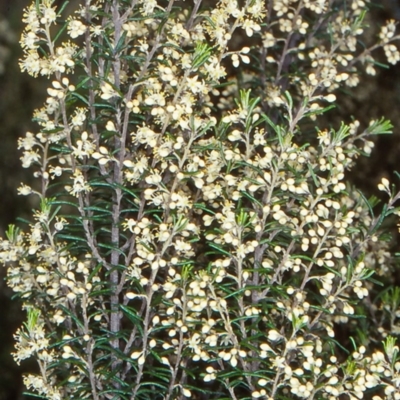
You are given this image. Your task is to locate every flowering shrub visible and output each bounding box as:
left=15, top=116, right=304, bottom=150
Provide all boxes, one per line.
left=3, top=0, right=400, bottom=399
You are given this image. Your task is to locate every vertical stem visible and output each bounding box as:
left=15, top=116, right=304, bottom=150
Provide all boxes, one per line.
left=109, top=0, right=124, bottom=376
left=165, top=289, right=188, bottom=400
left=82, top=293, right=100, bottom=400
left=185, top=0, right=202, bottom=31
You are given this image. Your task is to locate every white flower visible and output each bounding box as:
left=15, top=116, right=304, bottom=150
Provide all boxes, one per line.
left=68, top=19, right=86, bottom=39
left=378, top=177, right=390, bottom=193
left=100, top=82, right=118, bottom=100
left=268, top=330, right=282, bottom=342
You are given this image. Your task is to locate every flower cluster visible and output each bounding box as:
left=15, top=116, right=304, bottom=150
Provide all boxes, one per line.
left=20, top=1, right=77, bottom=77
left=2, top=0, right=400, bottom=399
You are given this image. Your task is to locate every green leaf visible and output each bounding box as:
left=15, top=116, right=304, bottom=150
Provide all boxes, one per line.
left=206, top=243, right=232, bottom=257
left=356, top=190, right=375, bottom=219
left=371, top=203, right=388, bottom=234
left=192, top=42, right=213, bottom=69
left=58, top=305, right=85, bottom=331
left=57, top=0, right=70, bottom=17
left=120, top=305, right=143, bottom=329
left=114, top=30, right=129, bottom=55
left=283, top=90, right=293, bottom=110
left=240, top=190, right=262, bottom=207
left=24, top=307, right=41, bottom=333
left=70, top=91, right=90, bottom=106
left=83, top=206, right=113, bottom=215
left=56, top=234, right=88, bottom=243
left=304, top=104, right=335, bottom=118
left=88, top=262, right=103, bottom=283
left=194, top=202, right=215, bottom=214
left=367, top=117, right=393, bottom=135
left=334, top=123, right=350, bottom=142
left=5, top=224, right=20, bottom=242
left=22, top=393, right=47, bottom=399
left=53, top=20, right=69, bottom=44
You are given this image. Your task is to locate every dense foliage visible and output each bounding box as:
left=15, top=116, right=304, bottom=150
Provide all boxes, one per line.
left=2, top=0, right=400, bottom=399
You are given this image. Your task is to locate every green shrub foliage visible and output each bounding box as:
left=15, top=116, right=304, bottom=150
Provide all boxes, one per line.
left=2, top=0, right=400, bottom=399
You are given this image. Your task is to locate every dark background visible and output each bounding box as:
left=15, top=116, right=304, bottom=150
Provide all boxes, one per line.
left=1, top=1, right=400, bottom=399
